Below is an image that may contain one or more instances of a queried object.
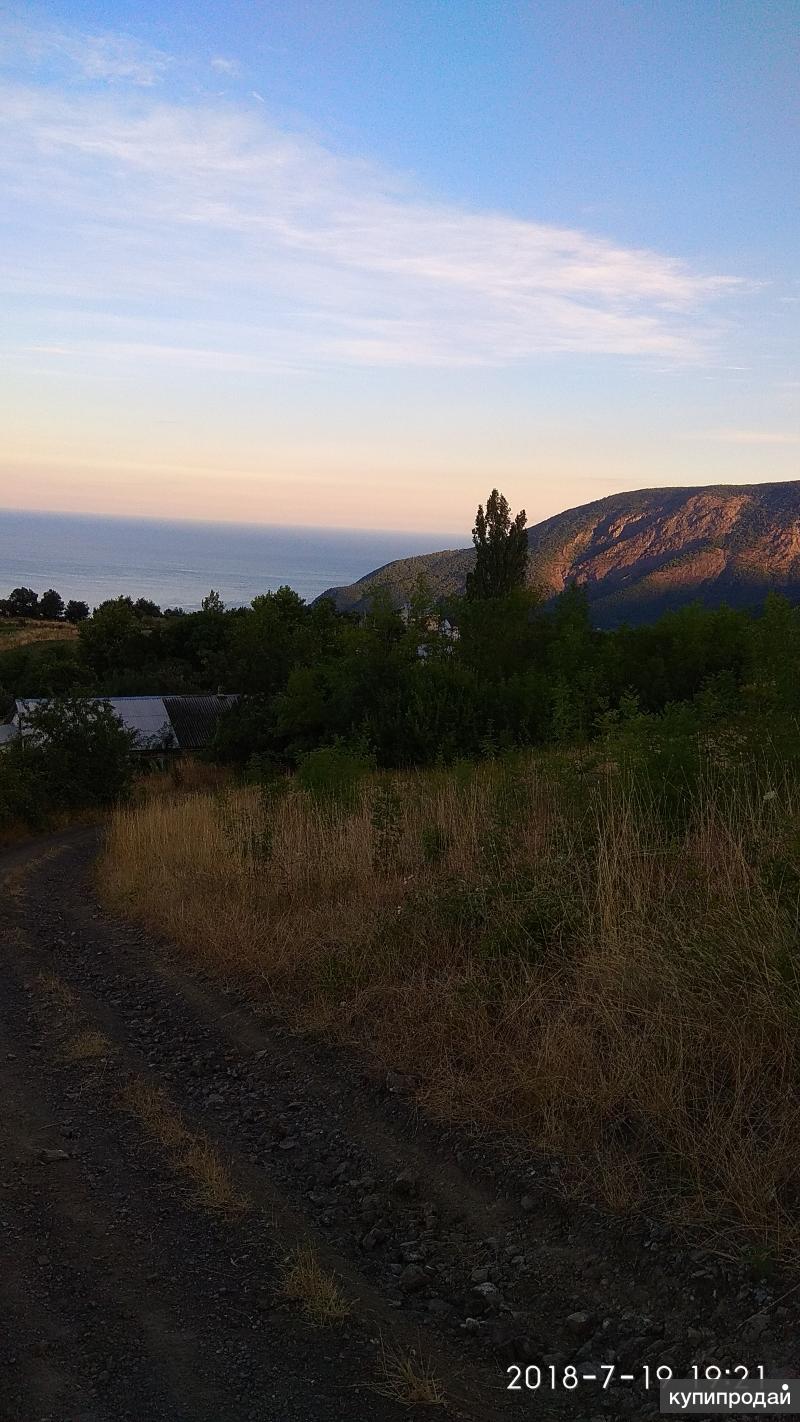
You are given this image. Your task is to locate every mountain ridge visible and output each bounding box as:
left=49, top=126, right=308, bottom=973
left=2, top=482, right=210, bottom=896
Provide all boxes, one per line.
left=318, top=480, right=800, bottom=627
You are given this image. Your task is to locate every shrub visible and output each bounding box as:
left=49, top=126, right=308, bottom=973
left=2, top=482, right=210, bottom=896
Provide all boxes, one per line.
left=0, top=697, right=138, bottom=830
left=296, top=742, right=375, bottom=810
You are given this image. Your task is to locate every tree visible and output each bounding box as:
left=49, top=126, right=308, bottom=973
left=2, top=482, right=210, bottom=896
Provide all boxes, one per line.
left=465, top=489, right=529, bottom=600
left=8, top=587, right=38, bottom=618
left=133, top=597, right=162, bottom=619
left=65, top=600, right=90, bottom=623
left=14, top=697, right=138, bottom=808
left=78, top=597, right=148, bottom=681
left=201, top=589, right=225, bottom=614
left=39, top=589, right=64, bottom=621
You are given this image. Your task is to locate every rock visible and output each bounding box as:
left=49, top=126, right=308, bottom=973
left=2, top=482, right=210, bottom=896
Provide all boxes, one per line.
left=427, top=1298, right=453, bottom=1316
left=392, top=1170, right=418, bottom=1197
left=361, top=1228, right=386, bottom=1251
left=743, top=1313, right=770, bottom=1342
left=40, top=1148, right=70, bottom=1163
left=278, top=1138, right=298, bottom=1151
left=471, top=1265, right=491, bottom=1284
left=399, top=1264, right=427, bottom=1293
left=521, top=1194, right=536, bottom=1213
left=473, top=1281, right=502, bottom=1307
left=565, top=1311, right=594, bottom=1337
left=386, top=1070, right=414, bottom=1094
left=491, top=1317, right=531, bottom=1353
left=360, top=1193, right=382, bottom=1222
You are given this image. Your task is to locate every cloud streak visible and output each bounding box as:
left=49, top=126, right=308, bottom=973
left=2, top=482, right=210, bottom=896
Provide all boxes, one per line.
left=0, top=17, right=170, bottom=86
left=0, top=22, right=741, bottom=372
left=692, top=429, right=800, bottom=446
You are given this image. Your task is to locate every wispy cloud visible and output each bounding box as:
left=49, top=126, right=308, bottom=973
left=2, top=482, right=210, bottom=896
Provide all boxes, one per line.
left=0, top=17, right=170, bottom=86
left=689, top=429, right=800, bottom=446
left=0, top=19, right=742, bottom=372
left=210, top=55, right=240, bottom=77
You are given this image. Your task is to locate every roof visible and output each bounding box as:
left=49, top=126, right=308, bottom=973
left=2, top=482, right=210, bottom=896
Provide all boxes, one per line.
left=13, top=695, right=237, bottom=752
left=163, top=695, right=238, bottom=750
left=0, top=723, right=17, bottom=747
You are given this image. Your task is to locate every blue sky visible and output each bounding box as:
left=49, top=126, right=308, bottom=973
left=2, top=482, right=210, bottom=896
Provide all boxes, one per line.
left=1, top=0, right=797, bottom=532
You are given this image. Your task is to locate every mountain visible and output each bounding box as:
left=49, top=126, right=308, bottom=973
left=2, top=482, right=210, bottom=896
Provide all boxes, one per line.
left=318, top=481, right=800, bottom=628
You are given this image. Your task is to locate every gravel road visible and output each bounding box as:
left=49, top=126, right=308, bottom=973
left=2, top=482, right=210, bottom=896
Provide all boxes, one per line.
left=1, top=829, right=797, bottom=1421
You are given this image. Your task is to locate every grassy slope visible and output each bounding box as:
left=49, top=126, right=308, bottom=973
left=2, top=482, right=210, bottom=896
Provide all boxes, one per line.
left=0, top=620, right=79, bottom=649
left=100, top=750, right=800, bottom=1256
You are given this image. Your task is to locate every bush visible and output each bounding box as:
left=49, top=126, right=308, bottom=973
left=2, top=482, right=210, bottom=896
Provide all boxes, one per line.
left=0, top=697, right=138, bottom=831
left=296, top=742, right=375, bottom=810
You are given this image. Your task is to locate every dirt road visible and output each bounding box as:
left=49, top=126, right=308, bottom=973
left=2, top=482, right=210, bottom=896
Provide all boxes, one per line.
left=1, top=831, right=796, bottom=1421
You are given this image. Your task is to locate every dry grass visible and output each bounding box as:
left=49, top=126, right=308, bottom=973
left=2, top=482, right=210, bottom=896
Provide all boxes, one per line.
left=374, top=1339, right=445, bottom=1407
left=180, top=1139, right=249, bottom=1215
left=0, top=619, right=78, bottom=649
left=278, top=1244, right=351, bottom=1324
left=62, top=1029, right=112, bottom=1062
left=121, top=1077, right=248, bottom=1215
left=133, top=757, right=231, bottom=805
left=100, top=756, right=800, bottom=1255
left=122, top=1079, right=190, bottom=1148
left=35, top=971, right=78, bottom=1013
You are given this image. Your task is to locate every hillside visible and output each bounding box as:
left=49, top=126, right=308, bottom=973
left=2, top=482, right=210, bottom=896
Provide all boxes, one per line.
left=319, top=480, right=800, bottom=626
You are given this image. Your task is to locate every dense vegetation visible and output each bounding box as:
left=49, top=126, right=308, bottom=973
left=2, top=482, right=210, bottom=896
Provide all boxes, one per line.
left=0, top=698, right=137, bottom=835
left=3, top=573, right=800, bottom=777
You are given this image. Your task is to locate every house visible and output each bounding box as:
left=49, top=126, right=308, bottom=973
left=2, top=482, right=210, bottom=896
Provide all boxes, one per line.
left=397, top=605, right=460, bottom=658
left=0, top=695, right=238, bottom=754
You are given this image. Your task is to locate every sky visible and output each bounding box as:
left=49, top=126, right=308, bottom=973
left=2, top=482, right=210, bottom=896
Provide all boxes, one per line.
left=1, top=0, right=798, bottom=535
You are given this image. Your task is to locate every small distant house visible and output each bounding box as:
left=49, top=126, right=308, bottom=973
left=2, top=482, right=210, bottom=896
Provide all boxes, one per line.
left=0, top=695, right=238, bottom=754
left=397, top=604, right=460, bottom=658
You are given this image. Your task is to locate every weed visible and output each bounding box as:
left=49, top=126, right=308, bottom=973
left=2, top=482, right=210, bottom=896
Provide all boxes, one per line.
left=278, top=1245, right=350, bottom=1324
left=121, top=1079, right=248, bottom=1216
left=62, top=1030, right=111, bottom=1062
left=374, top=1339, right=445, bottom=1407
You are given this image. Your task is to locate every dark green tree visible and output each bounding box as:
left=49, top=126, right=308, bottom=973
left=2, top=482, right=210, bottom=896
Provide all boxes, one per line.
left=8, top=587, right=38, bottom=618
left=201, top=589, right=225, bottom=614
left=65, top=600, right=90, bottom=623
left=1, top=697, right=138, bottom=829
left=39, top=589, right=64, bottom=620
left=133, top=597, right=162, bottom=619
left=78, top=597, right=148, bottom=681
left=465, top=489, right=529, bottom=600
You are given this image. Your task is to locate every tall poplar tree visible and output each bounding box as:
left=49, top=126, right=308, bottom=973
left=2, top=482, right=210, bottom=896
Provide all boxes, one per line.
left=465, top=489, right=529, bottom=600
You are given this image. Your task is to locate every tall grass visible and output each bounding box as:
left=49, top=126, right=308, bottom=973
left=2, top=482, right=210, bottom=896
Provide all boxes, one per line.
left=100, top=754, right=800, bottom=1254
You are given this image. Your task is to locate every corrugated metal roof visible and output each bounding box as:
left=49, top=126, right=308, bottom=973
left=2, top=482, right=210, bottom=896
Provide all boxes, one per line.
left=14, top=695, right=236, bottom=752
left=163, top=695, right=238, bottom=750
left=17, top=697, right=177, bottom=750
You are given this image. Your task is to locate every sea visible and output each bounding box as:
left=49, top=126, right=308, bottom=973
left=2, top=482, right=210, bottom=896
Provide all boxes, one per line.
left=0, top=510, right=466, bottom=612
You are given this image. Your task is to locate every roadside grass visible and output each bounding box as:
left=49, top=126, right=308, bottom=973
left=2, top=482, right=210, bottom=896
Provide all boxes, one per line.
left=373, top=1339, right=445, bottom=1408
left=278, top=1244, right=351, bottom=1325
left=62, top=1029, right=112, bottom=1062
left=133, top=757, right=231, bottom=804
left=121, top=1078, right=248, bottom=1216
left=100, top=751, right=800, bottom=1256
left=35, top=971, right=78, bottom=1013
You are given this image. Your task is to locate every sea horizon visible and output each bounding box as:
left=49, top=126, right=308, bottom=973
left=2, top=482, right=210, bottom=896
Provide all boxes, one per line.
left=0, top=508, right=468, bottom=613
